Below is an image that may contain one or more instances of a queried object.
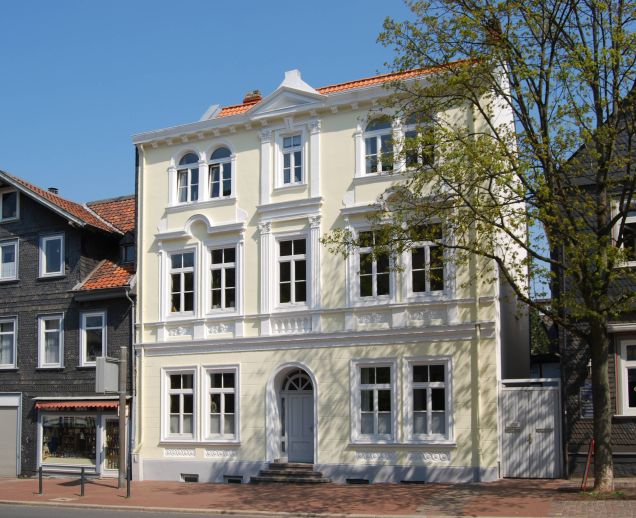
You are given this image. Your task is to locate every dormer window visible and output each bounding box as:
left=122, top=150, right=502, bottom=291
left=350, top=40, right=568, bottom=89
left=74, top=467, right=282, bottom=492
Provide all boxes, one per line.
left=0, top=189, right=18, bottom=222
left=364, top=118, right=394, bottom=174
left=209, top=147, right=232, bottom=199
left=282, top=134, right=303, bottom=185
left=177, top=153, right=199, bottom=204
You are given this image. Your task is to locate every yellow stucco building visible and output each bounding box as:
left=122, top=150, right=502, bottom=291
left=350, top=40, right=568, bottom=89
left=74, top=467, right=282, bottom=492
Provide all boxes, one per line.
left=131, top=67, right=528, bottom=483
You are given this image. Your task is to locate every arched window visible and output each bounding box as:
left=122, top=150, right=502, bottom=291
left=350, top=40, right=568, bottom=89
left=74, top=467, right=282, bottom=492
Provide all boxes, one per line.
left=404, top=113, right=435, bottom=168
left=209, top=147, right=232, bottom=199
left=364, top=117, right=394, bottom=174
left=282, top=369, right=313, bottom=391
left=177, top=153, right=199, bottom=203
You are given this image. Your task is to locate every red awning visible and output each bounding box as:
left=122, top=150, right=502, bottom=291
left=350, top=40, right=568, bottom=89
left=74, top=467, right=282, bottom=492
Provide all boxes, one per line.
left=35, top=400, right=119, bottom=410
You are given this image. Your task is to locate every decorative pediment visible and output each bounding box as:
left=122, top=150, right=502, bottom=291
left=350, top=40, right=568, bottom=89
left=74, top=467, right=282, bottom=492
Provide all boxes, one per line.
left=250, top=70, right=325, bottom=118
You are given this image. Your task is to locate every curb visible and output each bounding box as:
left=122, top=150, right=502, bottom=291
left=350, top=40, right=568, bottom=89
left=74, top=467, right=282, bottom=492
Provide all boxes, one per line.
left=0, top=499, right=441, bottom=518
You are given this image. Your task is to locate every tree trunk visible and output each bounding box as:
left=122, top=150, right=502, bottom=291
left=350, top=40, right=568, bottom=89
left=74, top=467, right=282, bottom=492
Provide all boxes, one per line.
left=589, top=319, right=614, bottom=492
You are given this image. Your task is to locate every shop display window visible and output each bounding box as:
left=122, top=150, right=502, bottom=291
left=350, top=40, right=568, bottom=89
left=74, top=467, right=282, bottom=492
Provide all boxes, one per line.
left=41, top=415, right=96, bottom=466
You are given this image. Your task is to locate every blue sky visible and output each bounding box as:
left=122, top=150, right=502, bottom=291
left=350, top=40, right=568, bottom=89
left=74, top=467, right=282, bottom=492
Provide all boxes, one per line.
left=0, top=0, right=411, bottom=202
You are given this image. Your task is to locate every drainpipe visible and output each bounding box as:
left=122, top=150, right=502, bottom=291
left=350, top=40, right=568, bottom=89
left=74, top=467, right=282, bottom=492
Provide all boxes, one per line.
left=125, top=288, right=135, bottom=490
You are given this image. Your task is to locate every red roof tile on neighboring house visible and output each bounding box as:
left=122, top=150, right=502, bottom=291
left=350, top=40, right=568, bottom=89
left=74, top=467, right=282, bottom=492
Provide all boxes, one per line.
left=4, top=173, right=117, bottom=233
left=216, top=63, right=468, bottom=119
left=87, top=195, right=136, bottom=233
left=79, top=259, right=135, bottom=291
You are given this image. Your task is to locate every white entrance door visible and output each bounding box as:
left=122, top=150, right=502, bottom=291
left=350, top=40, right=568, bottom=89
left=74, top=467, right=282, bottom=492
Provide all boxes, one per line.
left=501, top=386, right=561, bottom=478
left=287, top=393, right=313, bottom=463
left=0, top=407, right=18, bottom=476
left=101, top=416, right=120, bottom=477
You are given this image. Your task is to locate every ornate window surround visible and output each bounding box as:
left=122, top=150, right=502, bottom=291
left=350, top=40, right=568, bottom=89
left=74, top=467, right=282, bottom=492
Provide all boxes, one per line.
left=160, top=366, right=198, bottom=443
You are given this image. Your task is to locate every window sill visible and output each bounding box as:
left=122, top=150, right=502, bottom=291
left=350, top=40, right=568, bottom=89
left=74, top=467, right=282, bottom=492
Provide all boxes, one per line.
left=159, top=438, right=197, bottom=444
left=614, top=413, right=636, bottom=418
left=0, top=367, right=17, bottom=371
left=616, top=261, right=636, bottom=269
left=167, top=197, right=237, bottom=213
left=352, top=297, right=394, bottom=308
left=353, top=173, right=405, bottom=185
left=350, top=439, right=397, bottom=446
left=273, top=183, right=307, bottom=192
left=77, top=365, right=96, bottom=369
left=350, top=441, right=456, bottom=448
left=274, top=304, right=310, bottom=313
left=0, top=217, right=19, bottom=224
left=36, top=366, right=65, bottom=370
left=206, top=310, right=240, bottom=319
left=406, top=291, right=447, bottom=302
left=0, top=278, right=19, bottom=284
left=38, top=274, right=66, bottom=280
left=201, top=439, right=240, bottom=445
left=166, top=313, right=196, bottom=321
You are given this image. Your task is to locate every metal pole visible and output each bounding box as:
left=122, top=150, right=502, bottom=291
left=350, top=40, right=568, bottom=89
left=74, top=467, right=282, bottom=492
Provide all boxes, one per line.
left=80, top=467, right=85, bottom=497
left=38, top=466, right=42, bottom=495
left=118, top=346, right=128, bottom=489
left=126, top=460, right=131, bottom=498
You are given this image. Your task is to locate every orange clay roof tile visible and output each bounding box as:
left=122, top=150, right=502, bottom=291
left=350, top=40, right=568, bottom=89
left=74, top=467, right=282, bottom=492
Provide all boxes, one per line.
left=215, top=64, right=465, bottom=119
left=87, top=196, right=136, bottom=233
left=4, top=173, right=117, bottom=233
left=79, top=259, right=135, bottom=291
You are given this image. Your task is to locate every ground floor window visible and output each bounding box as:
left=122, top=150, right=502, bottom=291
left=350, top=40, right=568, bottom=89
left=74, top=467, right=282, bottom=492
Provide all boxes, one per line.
left=41, top=415, right=96, bottom=466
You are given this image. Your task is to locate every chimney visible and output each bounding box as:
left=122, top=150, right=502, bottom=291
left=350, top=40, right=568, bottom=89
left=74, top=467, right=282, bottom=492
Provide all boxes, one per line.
left=48, top=187, right=59, bottom=195
left=243, top=90, right=262, bottom=103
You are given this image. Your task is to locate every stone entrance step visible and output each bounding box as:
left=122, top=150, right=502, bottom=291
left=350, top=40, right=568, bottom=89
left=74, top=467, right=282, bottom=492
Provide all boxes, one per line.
left=250, top=462, right=331, bottom=484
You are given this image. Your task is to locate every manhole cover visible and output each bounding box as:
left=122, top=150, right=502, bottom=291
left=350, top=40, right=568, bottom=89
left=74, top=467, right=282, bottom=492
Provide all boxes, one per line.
left=50, top=497, right=78, bottom=502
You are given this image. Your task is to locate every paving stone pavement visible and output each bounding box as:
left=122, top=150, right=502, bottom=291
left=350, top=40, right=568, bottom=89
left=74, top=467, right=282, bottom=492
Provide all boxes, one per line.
left=0, top=476, right=633, bottom=516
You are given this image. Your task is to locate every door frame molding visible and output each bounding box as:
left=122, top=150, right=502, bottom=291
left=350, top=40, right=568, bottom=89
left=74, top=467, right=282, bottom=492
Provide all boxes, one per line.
left=266, top=362, right=318, bottom=463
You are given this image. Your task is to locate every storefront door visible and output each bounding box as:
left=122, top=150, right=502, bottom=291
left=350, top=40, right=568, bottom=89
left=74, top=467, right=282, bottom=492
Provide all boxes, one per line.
left=101, top=416, right=119, bottom=477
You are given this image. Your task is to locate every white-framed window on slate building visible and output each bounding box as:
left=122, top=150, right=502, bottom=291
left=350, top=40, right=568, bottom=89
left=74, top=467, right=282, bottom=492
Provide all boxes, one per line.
left=618, top=339, right=636, bottom=415
left=0, top=240, right=18, bottom=281
left=0, top=317, right=16, bottom=368
left=39, top=233, right=64, bottom=277
left=38, top=314, right=64, bottom=368
left=0, top=189, right=18, bottom=222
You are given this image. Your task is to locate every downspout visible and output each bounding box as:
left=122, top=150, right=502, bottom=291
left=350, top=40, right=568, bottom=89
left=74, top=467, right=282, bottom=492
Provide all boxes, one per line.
left=125, top=288, right=135, bottom=485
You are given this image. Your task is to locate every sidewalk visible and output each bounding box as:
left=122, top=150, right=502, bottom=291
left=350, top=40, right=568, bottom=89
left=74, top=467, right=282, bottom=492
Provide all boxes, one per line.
left=0, top=476, right=634, bottom=517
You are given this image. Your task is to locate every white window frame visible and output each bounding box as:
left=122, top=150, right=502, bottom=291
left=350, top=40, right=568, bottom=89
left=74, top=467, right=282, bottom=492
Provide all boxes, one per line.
left=204, top=365, right=240, bottom=443
left=618, top=339, right=636, bottom=416
left=176, top=153, right=200, bottom=205
left=404, top=357, right=454, bottom=443
left=0, top=317, right=17, bottom=369
left=161, top=367, right=197, bottom=442
left=404, top=227, right=447, bottom=300
left=403, top=116, right=435, bottom=170
left=208, top=244, right=238, bottom=313
left=208, top=147, right=235, bottom=200
left=276, top=235, right=309, bottom=309
left=0, top=239, right=18, bottom=281
left=167, top=249, right=196, bottom=317
left=350, top=228, right=395, bottom=307
left=363, top=119, right=395, bottom=175
left=275, top=130, right=307, bottom=188
left=350, top=358, right=397, bottom=444
left=615, top=203, right=636, bottom=267
left=80, top=311, right=106, bottom=367
left=0, top=188, right=19, bottom=222
left=38, top=314, right=64, bottom=369
left=39, top=233, right=65, bottom=278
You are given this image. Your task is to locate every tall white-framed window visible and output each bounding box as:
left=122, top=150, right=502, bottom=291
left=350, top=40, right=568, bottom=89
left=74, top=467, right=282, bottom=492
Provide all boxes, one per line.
left=364, top=117, right=394, bottom=175
left=409, top=224, right=445, bottom=295
left=357, top=231, right=391, bottom=300
left=0, top=239, right=18, bottom=281
left=210, top=247, right=236, bottom=311
left=80, top=311, right=106, bottom=366
left=39, top=233, right=64, bottom=277
left=403, top=113, right=435, bottom=169
left=281, top=134, right=303, bottom=185
left=163, top=369, right=196, bottom=440
left=618, top=339, right=636, bottom=415
left=209, top=147, right=233, bottom=199
left=278, top=237, right=307, bottom=306
left=0, top=189, right=19, bottom=222
left=405, top=358, right=453, bottom=442
left=176, top=153, right=200, bottom=204
left=38, top=314, right=63, bottom=368
left=205, top=366, right=239, bottom=441
left=169, top=251, right=195, bottom=314
left=0, top=317, right=16, bottom=368
left=351, top=359, right=397, bottom=443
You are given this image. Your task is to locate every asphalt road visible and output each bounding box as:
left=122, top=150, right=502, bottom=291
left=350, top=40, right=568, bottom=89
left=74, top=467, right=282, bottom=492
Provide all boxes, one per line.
left=0, top=504, right=265, bottom=518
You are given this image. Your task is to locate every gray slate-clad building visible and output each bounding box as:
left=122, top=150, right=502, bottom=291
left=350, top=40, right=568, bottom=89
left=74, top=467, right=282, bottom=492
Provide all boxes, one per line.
left=0, top=170, right=135, bottom=477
